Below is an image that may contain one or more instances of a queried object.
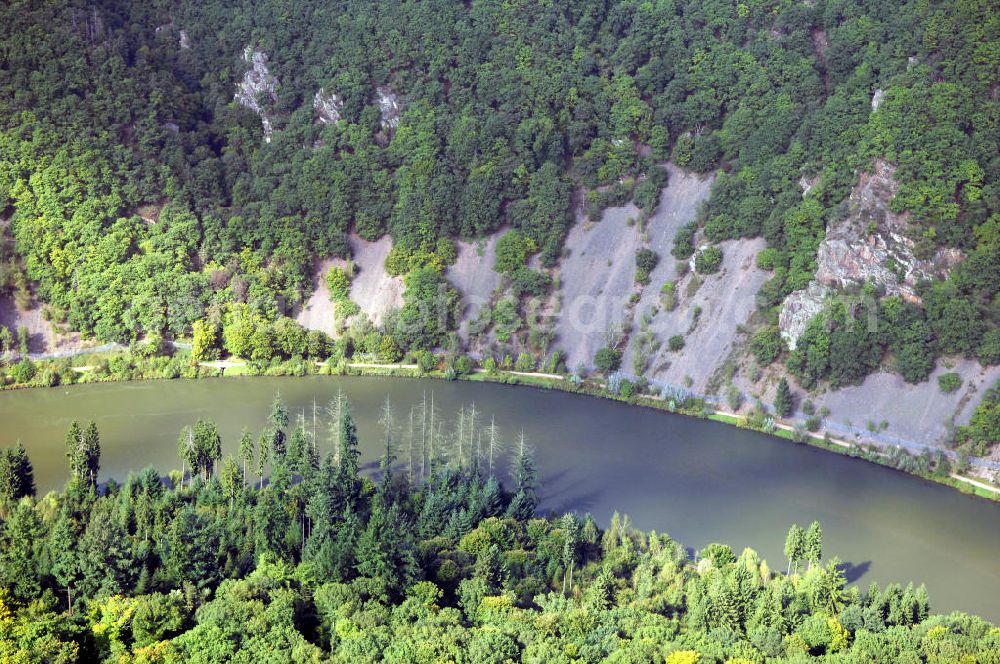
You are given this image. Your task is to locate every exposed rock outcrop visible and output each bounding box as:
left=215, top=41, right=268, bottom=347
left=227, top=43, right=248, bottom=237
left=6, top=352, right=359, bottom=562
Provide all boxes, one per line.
left=871, top=88, right=884, bottom=111
left=780, top=160, right=963, bottom=347
left=376, top=86, right=401, bottom=132
left=813, top=160, right=961, bottom=300
left=778, top=280, right=831, bottom=349
left=235, top=47, right=280, bottom=143
left=296, top=235, right=405, bottom=334
left=313, top=88, right=343, bottom=125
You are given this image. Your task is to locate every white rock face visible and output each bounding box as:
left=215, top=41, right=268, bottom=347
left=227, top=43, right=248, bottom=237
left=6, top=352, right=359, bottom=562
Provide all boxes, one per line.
left=778, top=280, right=831, bottom=349
left=871, top=88, right=884, bottom=111
left=235, top=47, right=280, bottom=143
left=313, top=88, right=343, bottom=125
left=375, top=86, right=401, bottom=131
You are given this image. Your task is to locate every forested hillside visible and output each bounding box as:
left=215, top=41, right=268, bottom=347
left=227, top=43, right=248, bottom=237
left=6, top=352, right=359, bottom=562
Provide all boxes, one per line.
left=0, top=395, right=997, bottom=662
left=0, top=0, right=998, bottom=432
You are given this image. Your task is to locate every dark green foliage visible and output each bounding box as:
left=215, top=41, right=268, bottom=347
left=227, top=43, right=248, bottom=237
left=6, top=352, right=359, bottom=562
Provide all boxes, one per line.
left=594, top=347, right=622, bottom=373
left=0, top=442, right=35, bottom=503
left=671, top=221, right=698, bottom=260
left=694, top=246, right=723, bottom=275
left=634, top=167, right=669, bottom=214
left=937, top=372, right=962, bottom=394
left=774, top=378, right=794, bottom=418
left=634, top=248, right=659, bottom=284
left=668, top=335, right=685, bottom=352
left=0, top=0, right=995, bottom=402
left=979, top=329, right=1000, bottom=366
left=394, top=268, right=462, bottom=351
left=789, top=300, right=882, bottom=389
left=751, top=326, right=784, bottom=366
left=509, top=268, right=551, bottom=299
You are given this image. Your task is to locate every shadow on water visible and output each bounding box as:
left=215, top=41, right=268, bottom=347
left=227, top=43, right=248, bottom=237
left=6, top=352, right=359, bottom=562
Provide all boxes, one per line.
left=839, top=560, right=872, bottom=584
left=545, top=488, right=604, bottom=515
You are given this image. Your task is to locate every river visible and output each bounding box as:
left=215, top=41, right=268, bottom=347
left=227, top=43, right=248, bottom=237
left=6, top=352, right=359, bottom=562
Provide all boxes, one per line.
left=1, top=375, right=998, bottom=621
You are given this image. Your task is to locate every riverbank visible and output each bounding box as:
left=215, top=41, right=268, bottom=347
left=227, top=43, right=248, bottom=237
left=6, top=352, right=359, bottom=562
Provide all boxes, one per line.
left=2, top=346, right=998, bottom=502
left=327, top=362, right=1000, bottom=502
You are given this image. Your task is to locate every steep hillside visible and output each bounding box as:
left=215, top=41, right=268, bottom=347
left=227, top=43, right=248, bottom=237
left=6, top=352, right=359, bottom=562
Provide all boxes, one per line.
left=0, top=0, right=998, bottom=457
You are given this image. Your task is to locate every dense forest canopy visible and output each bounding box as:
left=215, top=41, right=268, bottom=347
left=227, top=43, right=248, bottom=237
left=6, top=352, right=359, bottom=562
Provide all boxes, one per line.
left=0, top=394, right=997, bottom=662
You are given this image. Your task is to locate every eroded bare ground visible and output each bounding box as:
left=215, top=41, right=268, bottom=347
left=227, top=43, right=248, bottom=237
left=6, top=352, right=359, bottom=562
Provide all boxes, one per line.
left=552, top=202, right=645, bottom=370
left=445, top=231, right=502, bottom=345
left=349, top=235, right=404, bottom=325
left=0, top=295, right=86, bottom=356
left=295, top=257, right=347, bottom=336
left=631, top=238, right=768, bottom=393
left=810, top=361, right=1000, bottom=448
left=552, top=163, right=716, bottom=372
left=296, top=234, right=404, bottom=334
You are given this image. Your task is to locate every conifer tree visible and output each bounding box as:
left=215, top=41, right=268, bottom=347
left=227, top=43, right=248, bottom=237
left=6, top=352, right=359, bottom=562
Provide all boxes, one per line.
left=0, top=442, right=35, bottom=502
left=774, top=377, right=794, bottom=418
left=238, top=429, right=254, bottom=486
left=784, top=524, right=805, bottom=575
left=805, top=521, right=823, bottom=569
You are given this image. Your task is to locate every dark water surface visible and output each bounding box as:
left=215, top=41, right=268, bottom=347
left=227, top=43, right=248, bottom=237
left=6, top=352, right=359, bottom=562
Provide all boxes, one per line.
left=1, top=376, right=998, bottom=621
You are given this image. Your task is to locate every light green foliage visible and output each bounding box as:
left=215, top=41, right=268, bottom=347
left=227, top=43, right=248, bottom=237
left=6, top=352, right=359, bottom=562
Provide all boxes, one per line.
left=750, top=326, right=784, bottom=366
left=492, top=298, right=522, bottom=343
left=957, top=380, right=1000, bottom=456
left=394, top=267, right=462, bottom=351
left=0, top=0, right=995, bottom=399
left=694, top=246, right=723, bottom=275
left=937, top=372, right=962, bottom=393
left=0, top=401, right=993, bottom=660
left=325, top=266, right=353, bottom=302
left=514, top=353, right=536, bottom=372
left=660, top=281, right=677, bottom=311
left=494, top=230, right=536, bottom=274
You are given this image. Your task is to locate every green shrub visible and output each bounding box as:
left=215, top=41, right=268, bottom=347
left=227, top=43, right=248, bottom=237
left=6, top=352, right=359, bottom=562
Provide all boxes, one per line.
left=937, top=372, right=962, bottom=393
left=756, top=247, right=781, bottom=270
left=510, top=268, right=550, bottom=298
left=978, top=329, right=1000, bottom=366
left=671, top=221, right=697, bottom=260
left=514, top=353, right=536, bottom=372
left=594, top=347, right=622, bottom=373
left=416, top=350, right=438, bottom=373
left=750, top=326, right=784, bottom=366
left=454, top=355, right=474, bottom=375
left=618, top=379, right=635, bottom=399
left=8, top=358, right=35, bottom=384
left=659, top=282, right=677, bottom=310
left=495, top=230, right=536, bottom=274
left=694, top=246, right=723, bottom=274
left=326, top=266, right=353, bottom=301
left=668, top=335, right=685, bottom=352
left=634, top=248, right=659, bottom=284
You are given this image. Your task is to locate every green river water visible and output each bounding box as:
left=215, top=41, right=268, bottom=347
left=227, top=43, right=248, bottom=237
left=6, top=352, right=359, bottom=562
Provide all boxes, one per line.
left=1, top=376, right=997, bottom=621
